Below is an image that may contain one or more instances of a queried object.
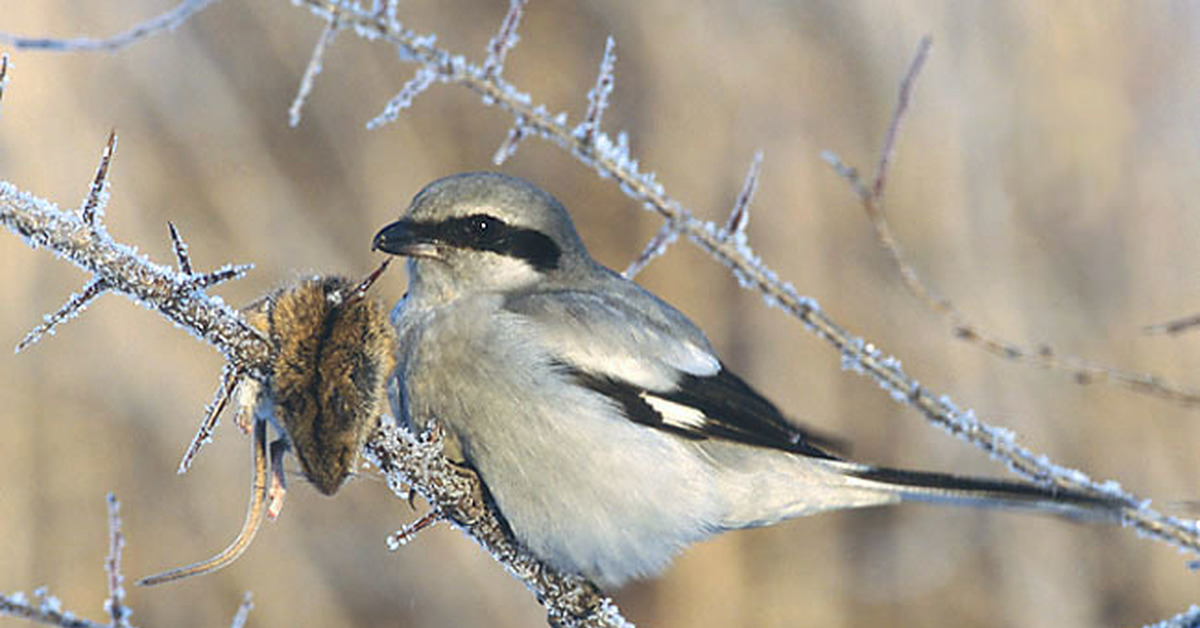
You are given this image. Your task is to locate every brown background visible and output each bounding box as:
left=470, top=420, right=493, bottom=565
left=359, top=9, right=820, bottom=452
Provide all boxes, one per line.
left=3, top=2, right=1200, bottom=627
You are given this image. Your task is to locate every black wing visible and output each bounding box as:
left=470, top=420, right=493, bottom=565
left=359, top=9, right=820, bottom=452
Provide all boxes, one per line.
left=564, top=364, right=846, bottom=460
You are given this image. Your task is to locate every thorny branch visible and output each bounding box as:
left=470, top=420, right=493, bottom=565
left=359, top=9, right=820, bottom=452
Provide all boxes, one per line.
left=288, top=0, right=1200, bottom=562
left=1, top=494, right=253, bottom=628
left=821, top=37, right=1200, bottom=408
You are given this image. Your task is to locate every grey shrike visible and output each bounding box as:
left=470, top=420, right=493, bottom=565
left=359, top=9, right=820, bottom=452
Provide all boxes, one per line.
left=372, top=172, right=1119, bottom=589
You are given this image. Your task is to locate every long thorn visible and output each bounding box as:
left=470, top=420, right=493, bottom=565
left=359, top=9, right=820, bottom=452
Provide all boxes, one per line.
left=346, top=258, right=392, bottom=303
left=178, top=366, right=241, bottom=474
left=167, top=221, right=193, bottom=274
left=82, top=130, right=117, bottom=226
left=16, top=278, right=108, bottom=353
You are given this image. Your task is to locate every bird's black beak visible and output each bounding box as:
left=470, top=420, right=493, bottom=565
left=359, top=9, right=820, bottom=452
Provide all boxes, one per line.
left=372, top=219, right=440, bottom=259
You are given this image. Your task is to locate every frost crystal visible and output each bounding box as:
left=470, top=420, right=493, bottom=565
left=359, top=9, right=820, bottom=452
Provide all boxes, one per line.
left=1142, top=605, right=1200, bottom=628
left=493, top=117, right=528, bottom=165
left=368, top=66, right=439, bottom=129
left=623, top=220, right=679, bottom=279
left=290, top=10, right=343, bottom=128
left=482, top=0, right=526, bottom=78
left=575, top=37, right=616, bottom=146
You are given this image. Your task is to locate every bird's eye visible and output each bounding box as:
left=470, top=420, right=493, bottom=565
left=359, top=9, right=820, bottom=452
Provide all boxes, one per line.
left=474, top=216, right=497, bottom=233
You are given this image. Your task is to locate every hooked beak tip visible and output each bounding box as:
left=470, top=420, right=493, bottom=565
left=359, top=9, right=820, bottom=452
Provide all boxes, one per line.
left=373, top=220, right=440, bottom=259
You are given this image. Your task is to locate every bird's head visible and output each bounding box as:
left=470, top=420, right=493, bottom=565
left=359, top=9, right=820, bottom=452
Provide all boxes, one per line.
left=373, top=172, right=594, bottom=300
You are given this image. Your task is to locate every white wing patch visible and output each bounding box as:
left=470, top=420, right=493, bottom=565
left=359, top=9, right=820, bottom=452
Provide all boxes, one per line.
left=640, top=393, right=708, bottom=430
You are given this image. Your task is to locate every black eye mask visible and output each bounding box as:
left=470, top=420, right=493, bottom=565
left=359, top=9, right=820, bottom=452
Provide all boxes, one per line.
left=403, top=213, right=562, bottom=271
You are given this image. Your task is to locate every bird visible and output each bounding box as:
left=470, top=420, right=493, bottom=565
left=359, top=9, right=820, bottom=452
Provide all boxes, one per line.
left=372, top=171, right=1121, bottom=590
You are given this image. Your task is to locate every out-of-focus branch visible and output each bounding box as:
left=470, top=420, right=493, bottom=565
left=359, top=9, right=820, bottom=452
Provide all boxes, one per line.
left=1, top=494, right=254, bottom=628
left=821, top=37, right=1200, bottom=408
left=104, top=494, right=133, bottom=628
left=0, top=0, right=219, bottom=52
left=1145, top=313, right=1200, bottom=336
left=0, top=590, right=111, bottom=628
left=1142, top=605, right=1200, bottom=628
left=292, top=0, right=1200, bottom=559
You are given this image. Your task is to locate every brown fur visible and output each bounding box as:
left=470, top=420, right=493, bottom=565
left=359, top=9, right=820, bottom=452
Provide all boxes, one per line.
left=246, top=276, right=397, bottom=495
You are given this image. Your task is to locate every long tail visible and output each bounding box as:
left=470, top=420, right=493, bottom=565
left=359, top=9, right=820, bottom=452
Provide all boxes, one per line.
left=138, top=417, right=271, bottom=586
left=838, top=461, right=1127, bottom=523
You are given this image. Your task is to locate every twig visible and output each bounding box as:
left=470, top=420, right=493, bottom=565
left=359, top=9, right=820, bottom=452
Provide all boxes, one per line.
left=622, top=220, right=678, bottom=279
left=104, top=493, right=132, bottom=628
left=1142, top=605, right=1200, bottom=628
left=0, top=54, right=10, bottom=109
left=228, top=592, right=254, bottom=628
left=0, top=0, right=220, bottom=52
left=292, top=0, right=1200, bottom=561
left=482, top=0, right=527, bottom=79
left=575, top=37, right=616, bottom=147
left=2, top=494, right=252, bottom=628
left=872, top=37, right=930, bottom=201
left=289, top=5, right=344, bottom=127
left=1145, top=313, right=1200, bottom=336
left=819, top=38, right=1200, bottom=407
left=0, top=591, right=109, bottom=628
left=0, top=495, right=133, bottom=628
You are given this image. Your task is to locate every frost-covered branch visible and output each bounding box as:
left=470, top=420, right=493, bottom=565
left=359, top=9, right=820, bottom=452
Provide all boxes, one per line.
left=228, top=593, right=254, bottom=628
left=1142, top=605, right=1200, bottom=628
left=0, top=589, right=111, bottom=628
left=1, top=140, right=629, bottom=627
left=1145, top=313, right=1200, bottom=336
left=821, top=37, right=1200, bottom=408
left=290, top=0, right=1200, bottom=559
left=0, top=0, right=219, bottom=52
left=1, top=494, right=254, bottom=628
left=366, top=424, right=630, bottom=628
left=289, top=6, right=344, bottom=127
left=103, top=494, right=132, bottom=628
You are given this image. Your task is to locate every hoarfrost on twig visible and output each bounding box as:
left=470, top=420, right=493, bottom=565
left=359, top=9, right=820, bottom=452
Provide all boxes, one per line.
left=290, top=8, right=344, bottom=127
left=228, top=592, right=254, bottom=628
left=575, top=37, right=616, bottom=147
left=104, top=493, right=132, bottom=628
left=483, top=0, right=527, bottom=79
left=367, top=66, right=439, bottom=130
left=493, top=116, right=529, bottom=165
left=0, top=0, right=220, bottom=52
left=622, top=220, right=679, bottom=279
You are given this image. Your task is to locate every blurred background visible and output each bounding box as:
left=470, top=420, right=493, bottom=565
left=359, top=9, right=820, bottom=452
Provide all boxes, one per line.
left=3, top=1, right=1200, bottom=626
